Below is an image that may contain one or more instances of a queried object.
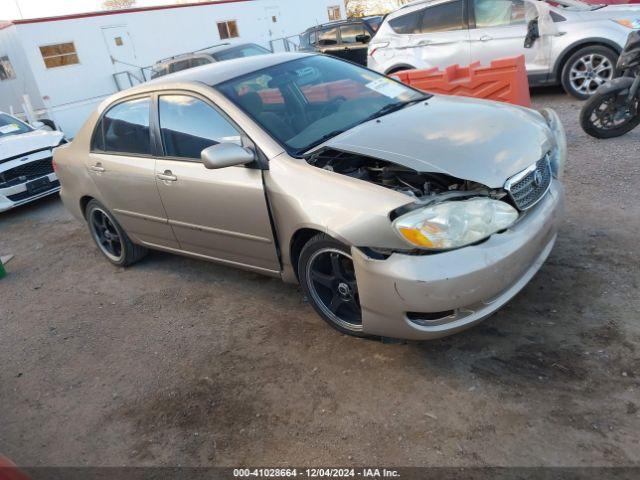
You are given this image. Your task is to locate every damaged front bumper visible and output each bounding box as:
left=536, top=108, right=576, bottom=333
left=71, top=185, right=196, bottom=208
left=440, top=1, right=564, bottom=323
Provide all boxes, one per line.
left=352, top=179, right=565, bottom=340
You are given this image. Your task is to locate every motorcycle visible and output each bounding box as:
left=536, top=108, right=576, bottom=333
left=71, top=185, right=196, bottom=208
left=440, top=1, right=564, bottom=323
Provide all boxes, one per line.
left=580, top=31, right=640, bottom=139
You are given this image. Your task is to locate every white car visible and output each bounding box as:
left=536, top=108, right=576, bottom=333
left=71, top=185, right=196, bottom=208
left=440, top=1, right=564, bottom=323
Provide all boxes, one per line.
left=0, top=112, right=66, bottom=213
left=368, top=0, right=640, bottom=98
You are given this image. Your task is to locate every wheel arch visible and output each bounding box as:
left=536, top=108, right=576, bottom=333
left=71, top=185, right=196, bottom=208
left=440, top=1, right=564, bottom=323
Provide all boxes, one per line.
left=289, top=228, right=325, bottom=282
left=553, top=38, right=622, bottom=82
left=79, top=195, right=95, bottom=218
left=385, top=64, right=416, bottom=75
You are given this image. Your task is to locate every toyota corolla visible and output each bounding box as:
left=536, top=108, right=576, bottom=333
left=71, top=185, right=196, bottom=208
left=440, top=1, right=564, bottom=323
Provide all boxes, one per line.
left=54, top=53, right=566, bottom=340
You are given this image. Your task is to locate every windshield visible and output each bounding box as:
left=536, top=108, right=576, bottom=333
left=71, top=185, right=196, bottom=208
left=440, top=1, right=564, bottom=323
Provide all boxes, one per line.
left=0, top=113, right=32, bottom=138
left=212, top=44, right=271, bottom=62
left=216, top=55, right=425, bottom=156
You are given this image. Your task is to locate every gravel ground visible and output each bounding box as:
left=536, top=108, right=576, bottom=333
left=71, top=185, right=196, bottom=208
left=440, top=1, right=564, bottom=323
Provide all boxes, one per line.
left=1, top=88, right=639, bottom=467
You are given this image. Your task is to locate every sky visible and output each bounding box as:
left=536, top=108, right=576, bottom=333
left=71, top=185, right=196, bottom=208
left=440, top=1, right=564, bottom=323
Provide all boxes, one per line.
left=0, top=0, right=177, bottom=20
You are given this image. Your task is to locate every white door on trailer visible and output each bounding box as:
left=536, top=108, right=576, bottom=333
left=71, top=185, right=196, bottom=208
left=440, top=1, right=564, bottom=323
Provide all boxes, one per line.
left=264, top=6, right=287, bottom=51
left=101, top=26, right=143, bottom=90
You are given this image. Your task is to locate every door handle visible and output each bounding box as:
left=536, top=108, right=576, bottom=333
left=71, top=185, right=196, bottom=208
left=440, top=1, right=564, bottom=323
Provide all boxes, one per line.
left=480, top=35, right=493, bottom=42
left=157, top=170, right=177, bottom=182
left=89, top=163, right=105, bottom=173
left=416, top=40, right=431, bottom=47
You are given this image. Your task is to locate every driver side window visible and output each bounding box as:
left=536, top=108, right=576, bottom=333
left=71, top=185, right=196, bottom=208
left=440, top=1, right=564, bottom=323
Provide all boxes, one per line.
left=473, top=0, right=526, bottom=28
left=159, top=95, right=241, bottom=160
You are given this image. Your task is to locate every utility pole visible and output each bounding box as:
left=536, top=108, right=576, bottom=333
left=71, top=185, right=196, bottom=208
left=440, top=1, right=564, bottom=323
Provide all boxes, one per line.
left=13, top=0, right=24, bottom=19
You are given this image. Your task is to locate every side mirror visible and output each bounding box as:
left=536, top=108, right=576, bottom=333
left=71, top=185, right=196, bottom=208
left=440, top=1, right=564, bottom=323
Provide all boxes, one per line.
left=31, top=121, right=45, bottom=130
left=201, top=143, right=255, bottom=169
left=355, top=34, right=371, bottom=44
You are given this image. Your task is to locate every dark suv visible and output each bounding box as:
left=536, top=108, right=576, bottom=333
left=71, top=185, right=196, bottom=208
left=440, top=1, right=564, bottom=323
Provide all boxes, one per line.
left=298, top=16, right=382, bottom=66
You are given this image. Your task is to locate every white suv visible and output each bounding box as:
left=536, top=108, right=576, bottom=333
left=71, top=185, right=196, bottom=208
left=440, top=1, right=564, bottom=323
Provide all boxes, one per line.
left=368, top=0, right=640, bottom=98
left=0, top=112, right=65, bottom=212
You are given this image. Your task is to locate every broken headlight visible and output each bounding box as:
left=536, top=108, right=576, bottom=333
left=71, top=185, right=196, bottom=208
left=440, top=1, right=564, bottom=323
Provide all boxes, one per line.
left=393, top=197, right=518, bottom=251
left=541, top=108, right=567, bottom=180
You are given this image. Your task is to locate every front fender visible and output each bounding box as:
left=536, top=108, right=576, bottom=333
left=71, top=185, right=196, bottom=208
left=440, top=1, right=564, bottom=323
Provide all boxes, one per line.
left=264, top=155, right=414, bottom=283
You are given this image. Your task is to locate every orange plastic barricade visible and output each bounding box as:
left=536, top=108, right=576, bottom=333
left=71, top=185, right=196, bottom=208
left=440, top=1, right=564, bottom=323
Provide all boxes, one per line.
left=392, top=55, right=532, bottom=108
left=0, top=456, right=31, bottom=480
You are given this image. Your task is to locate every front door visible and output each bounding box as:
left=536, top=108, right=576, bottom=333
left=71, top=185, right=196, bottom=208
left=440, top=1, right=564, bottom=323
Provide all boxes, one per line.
left=339, top=23, right=370, bottom=66
left=87, top=96, right=179, bottom=248
left=153, top=93, right=280, bottom=274
left=468, top=0, right=550, bottom=74
left=102, top=26, right=144, bottom=89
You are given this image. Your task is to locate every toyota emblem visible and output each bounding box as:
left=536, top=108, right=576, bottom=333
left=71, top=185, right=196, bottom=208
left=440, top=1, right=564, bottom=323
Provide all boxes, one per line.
left=532, top=170, right=543, bottom=188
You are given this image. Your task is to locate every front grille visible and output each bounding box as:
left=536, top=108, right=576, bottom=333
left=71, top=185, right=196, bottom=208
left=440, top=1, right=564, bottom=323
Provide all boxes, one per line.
left=6, top=180, right=60, bottom=202
left=505, top=155, right=552, bottom=211
left=0, top=158, right=54, bottom=188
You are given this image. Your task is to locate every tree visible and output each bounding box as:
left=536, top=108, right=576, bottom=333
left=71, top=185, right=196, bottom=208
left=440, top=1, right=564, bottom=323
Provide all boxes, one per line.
left=102, top=0, right=136, bottom=10
left=345, top=0, right=411, bottom=18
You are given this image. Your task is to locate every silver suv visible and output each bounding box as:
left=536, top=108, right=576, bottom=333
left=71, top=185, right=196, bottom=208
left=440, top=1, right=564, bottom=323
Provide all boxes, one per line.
left=150, top=43, right=270, bottom=79
left=368, top=0, right=640, bottom=98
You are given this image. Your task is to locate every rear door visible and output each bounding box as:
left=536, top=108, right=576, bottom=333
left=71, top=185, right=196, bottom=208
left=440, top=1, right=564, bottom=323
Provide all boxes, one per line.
left=468, top=0, right=549, bottom=73
left=317, top=26, right=344, bottom=59
left=87, top=96, right=179, bottom=248
left=153, top=92, right=280, bottom=273
left=395, top=0, right=471, bottom=69
left=339, top=23, right=370, bottom=65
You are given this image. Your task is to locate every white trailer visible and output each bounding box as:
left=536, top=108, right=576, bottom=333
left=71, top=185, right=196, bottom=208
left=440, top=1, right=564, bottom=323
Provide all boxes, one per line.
left=0, top=0, right=344, bottom=136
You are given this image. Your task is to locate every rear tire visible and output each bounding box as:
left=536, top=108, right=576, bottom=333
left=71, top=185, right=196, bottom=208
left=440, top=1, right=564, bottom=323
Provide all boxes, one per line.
left=561, top=46, right=618, bottom=100
left=580, top=88, right=640, bottom=138
left=298, top=234, right=371, bottom=338
left=85, top=199, right=147, bottom=266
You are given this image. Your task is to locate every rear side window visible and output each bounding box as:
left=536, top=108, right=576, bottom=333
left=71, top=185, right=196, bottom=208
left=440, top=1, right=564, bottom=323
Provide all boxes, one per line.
left=168, top=59, right=191, bottom=73
left=93, top=97, right=150, bottom=155
left=389, top=10, right=423, bottom=34
left=389, top=1, right=465, bottom=34
left=340, top=24, right=367, bottom=44
left=190, top=57, right=212, bottom=67
left=420, top=0, right=465, bottom=33
left=159, top=95, right=241, bottom=159
left=318, top=27, right=338, bottom=46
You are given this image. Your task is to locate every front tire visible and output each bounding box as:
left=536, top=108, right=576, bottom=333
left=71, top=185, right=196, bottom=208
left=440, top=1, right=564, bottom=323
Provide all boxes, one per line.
left=298, top=234, right=369, bottom=338
left=85, top=199, right=147, bottom=266
left=561, top=46, right=617, bottom=100
left=580, top=87, right=640, bottom=138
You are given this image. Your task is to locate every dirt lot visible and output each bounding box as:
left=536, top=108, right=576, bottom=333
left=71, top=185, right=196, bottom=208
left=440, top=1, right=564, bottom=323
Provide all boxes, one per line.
left=1, top=89, right=639, bottom=467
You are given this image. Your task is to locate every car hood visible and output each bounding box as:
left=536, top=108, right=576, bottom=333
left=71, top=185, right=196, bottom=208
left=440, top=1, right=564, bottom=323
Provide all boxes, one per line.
left=317, top=95, right=554, bottom=189
left=0, top=129, right=64, bottom=161
left=582, top=4, right=640, bottom=19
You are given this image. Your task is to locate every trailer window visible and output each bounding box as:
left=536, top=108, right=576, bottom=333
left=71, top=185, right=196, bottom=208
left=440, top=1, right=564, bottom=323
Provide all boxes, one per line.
left=217, top=20, right=239, bottom=39
left=328, top=5, right=342, bottom=21
left=39, top=42, right=79, bottom=69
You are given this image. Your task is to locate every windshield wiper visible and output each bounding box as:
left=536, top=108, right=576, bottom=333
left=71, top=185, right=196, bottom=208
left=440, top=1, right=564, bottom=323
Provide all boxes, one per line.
left=361, top=96, right=430, bottom=124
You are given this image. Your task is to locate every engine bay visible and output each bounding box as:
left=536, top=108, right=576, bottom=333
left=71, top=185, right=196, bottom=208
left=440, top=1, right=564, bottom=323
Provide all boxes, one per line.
left=307, top=148, right=495, bottom=199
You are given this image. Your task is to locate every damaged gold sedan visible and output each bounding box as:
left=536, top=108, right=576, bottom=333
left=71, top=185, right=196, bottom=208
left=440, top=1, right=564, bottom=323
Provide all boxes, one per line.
left=55, top=53, right=566, bottom=340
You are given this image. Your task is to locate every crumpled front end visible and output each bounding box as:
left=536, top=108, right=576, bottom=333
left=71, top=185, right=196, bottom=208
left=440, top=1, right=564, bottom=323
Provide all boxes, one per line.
left=352, top=179, right=564, bottom=340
